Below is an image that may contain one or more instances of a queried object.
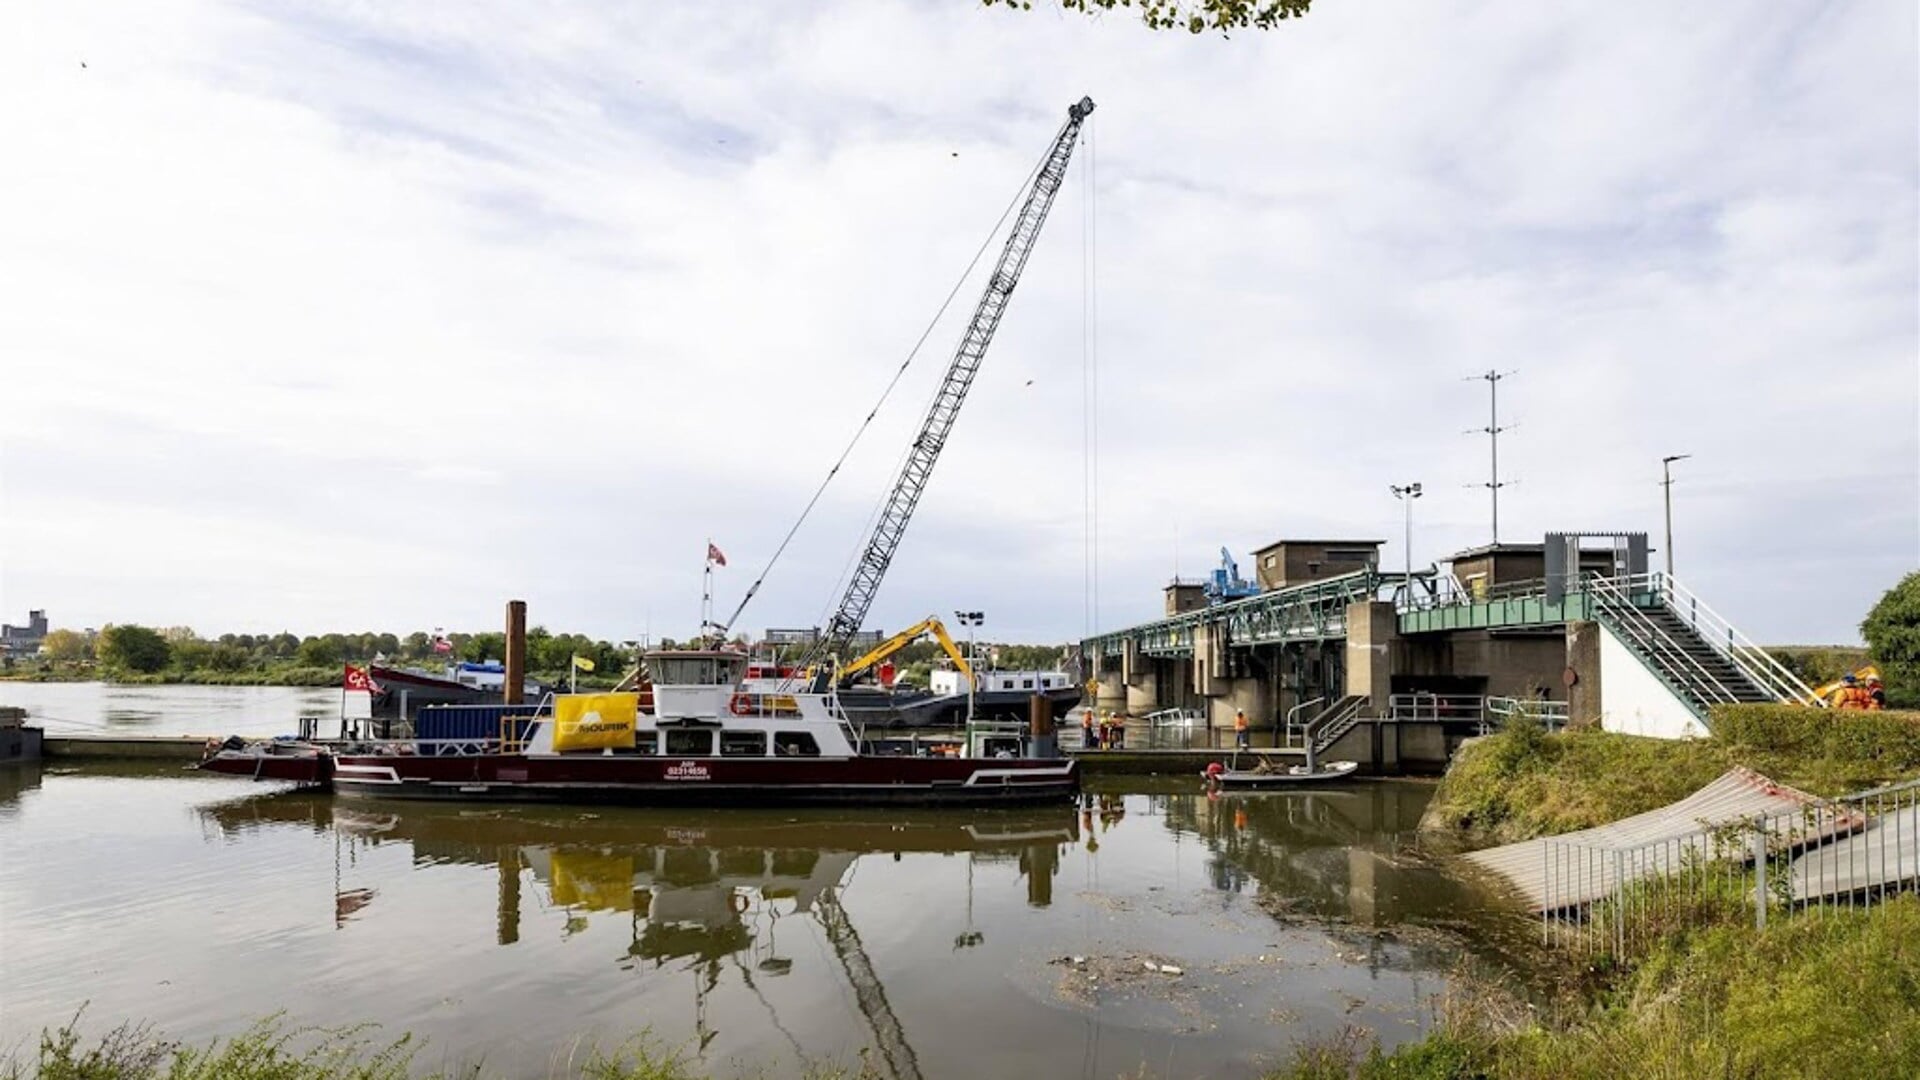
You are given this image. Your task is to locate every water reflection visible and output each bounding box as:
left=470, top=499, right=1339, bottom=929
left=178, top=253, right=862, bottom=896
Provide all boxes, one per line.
left=0, top=763, right=43, bottom=818
left=95, top=776, right=1541, bottom=1079
left=199, top=796, right=1079, bottom=1079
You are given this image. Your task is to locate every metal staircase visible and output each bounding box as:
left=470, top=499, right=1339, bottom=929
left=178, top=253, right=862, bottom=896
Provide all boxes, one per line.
left=1306, top=694, right=1368, bottom=756
left=1586, top=574, right=1817, bottom=720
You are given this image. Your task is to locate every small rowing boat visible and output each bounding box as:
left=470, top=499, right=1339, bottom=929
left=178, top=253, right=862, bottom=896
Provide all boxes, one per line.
left=1203, top=757, right=1359, bottom=789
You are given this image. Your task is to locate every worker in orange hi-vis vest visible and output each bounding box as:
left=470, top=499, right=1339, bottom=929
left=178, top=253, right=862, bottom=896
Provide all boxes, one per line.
left=1234, top=708, right=1250, bottom=750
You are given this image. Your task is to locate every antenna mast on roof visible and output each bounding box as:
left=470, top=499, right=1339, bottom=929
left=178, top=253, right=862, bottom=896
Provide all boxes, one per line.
left=1468, top=369, right=1514, bottom=542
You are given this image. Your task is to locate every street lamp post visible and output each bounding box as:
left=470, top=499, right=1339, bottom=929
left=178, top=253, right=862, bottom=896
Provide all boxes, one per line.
left=1661, top=455, right=1690, bottom=579
left=1390, top=482, right=1423, bottom=599
left=954, top=610, right=984, bottom=736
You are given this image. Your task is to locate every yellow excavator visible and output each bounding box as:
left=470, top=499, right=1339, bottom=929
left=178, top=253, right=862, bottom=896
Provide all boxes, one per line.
left=837, top=616, right=974, bottom=687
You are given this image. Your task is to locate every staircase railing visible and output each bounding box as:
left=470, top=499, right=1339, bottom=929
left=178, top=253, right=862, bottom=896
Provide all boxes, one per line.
left=1308, top=695, right=1368, bottom=756
left=1584, top=574, right=1749, bottom=715
left=1640, top=572, right=1822, bottom=706
left=1282, top=696, right=1324, bottom=748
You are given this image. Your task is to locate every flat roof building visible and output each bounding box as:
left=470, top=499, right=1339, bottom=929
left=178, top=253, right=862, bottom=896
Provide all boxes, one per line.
left=1247, top=540, right=1384, bottom=592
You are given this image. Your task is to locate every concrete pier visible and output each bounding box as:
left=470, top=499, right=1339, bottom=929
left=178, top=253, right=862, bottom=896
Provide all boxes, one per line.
left=43, top=735, right=207, bottom=760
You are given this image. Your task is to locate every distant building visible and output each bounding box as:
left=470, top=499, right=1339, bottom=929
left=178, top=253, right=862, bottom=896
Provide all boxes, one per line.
left=1163, top=580, right=1207, bottom=616
left=0, top=609, right=49, bottom=655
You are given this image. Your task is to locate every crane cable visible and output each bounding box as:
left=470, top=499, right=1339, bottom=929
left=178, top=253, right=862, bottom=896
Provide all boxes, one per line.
left=715, top=135, right=1058, bottom=643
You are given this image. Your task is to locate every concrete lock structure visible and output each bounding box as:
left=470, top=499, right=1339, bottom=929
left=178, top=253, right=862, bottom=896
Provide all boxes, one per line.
left=1082, top=532, right=1819, bottom=774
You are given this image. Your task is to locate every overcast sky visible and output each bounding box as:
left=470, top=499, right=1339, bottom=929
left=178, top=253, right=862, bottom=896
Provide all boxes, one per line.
left=1, top=1, right=1915, bottom=647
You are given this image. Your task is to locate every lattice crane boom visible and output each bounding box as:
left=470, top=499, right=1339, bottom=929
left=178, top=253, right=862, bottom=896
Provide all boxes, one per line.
left=819, top=96, right=1094, bottom=663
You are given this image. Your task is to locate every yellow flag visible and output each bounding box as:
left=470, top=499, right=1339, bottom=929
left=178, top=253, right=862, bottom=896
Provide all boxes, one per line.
left=572, top=654, right=596, bottom=672
left=552, top=692, right=636, bottom=752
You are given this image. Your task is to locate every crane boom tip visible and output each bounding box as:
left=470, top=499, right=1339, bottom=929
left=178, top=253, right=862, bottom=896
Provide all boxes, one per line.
left=1071, top=96, right=1095, bottom=119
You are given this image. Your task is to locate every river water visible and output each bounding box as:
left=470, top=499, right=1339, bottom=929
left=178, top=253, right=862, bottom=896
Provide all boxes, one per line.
left=0, top=762, right=1523, bottom=1079
left=0, top=681, right=356, bottom=737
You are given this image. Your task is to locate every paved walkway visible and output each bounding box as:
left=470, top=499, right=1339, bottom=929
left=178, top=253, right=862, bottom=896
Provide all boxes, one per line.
left=1462, top=767, right=1854, bottom=912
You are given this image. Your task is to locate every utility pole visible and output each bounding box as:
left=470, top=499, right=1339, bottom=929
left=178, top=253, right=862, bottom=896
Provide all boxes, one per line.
left=1661, top=455, right=1690, bottom=579
left=1390, top=483, right=1423, bottom=597
left=1468, top=371, right=1512, bottom=543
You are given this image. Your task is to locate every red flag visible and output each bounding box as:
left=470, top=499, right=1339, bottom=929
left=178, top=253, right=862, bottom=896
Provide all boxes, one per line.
left=343, top=664, right=374, bottom=692
left=707, top=542, right=727, bottom=567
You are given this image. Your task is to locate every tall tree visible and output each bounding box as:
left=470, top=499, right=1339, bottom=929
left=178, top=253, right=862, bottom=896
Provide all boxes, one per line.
left=40, top=628, right=91, bottom=662
left=97, top=625, right=172, bottom=674
left=1863, top=572, right=1920, bottom=703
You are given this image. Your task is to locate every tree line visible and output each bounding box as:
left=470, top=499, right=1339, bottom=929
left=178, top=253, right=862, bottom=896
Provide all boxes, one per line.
left=18, top=622, right=1080, bottom=686
left=27, top=624, right=636, bottom=682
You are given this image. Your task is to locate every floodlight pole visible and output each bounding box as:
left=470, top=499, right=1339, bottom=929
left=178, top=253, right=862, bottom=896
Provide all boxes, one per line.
left=1661, top=455, right=1691, bottom=579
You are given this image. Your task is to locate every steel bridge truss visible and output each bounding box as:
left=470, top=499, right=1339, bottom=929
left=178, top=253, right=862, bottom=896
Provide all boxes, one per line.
left=1085, top=569, right=1395, bottom=660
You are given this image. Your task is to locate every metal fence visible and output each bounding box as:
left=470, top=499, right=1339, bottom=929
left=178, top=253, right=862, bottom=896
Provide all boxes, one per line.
left=1139, top=707, right=1207, bottom=750
left=1386, top=692, right=1484, bottom=723
left=1539, top=780, right=1920, bottom=958
left=1484, top=696, right=1569, bottom=733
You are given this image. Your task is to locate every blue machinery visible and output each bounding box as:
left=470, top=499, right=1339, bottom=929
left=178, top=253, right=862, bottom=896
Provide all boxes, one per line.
left=1204, top=547, right=1259, bottom=605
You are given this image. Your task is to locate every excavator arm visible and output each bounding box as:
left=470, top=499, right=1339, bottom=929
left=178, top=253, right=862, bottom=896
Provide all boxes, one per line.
left=838, top=616, right=974, bottom=685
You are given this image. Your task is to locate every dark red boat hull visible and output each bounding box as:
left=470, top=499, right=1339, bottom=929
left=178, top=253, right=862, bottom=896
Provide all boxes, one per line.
left=198, top=749, right=332, bottom=785
left=327, top=752, right=1077, bottom=806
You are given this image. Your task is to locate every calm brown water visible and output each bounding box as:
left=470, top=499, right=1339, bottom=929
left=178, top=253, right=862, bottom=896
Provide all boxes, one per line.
left=0, top=765, right=1516, bottom=1079
left=0, top=681, right=340, bottom=737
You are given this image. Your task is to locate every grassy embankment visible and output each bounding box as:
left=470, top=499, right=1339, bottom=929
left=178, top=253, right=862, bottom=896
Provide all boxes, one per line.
left=5, top=1018, right=878, bottom=1080
left=1270, top=704, right=1920, bottom=1079
left=1423, top=703, right=1920, bottom=843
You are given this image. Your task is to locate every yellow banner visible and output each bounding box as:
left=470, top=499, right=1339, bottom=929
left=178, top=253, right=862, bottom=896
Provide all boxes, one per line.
left=552, top=692, right=638, bottom=752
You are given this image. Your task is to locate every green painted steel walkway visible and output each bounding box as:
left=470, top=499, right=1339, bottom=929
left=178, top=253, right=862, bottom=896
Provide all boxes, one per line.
left=1081, top=571, right=1816, bottom=724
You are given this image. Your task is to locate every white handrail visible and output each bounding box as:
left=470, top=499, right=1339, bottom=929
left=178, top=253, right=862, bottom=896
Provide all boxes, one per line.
left=1586, top=574, right=1746, bottom=707
left=1649, top=573, right=1821, bottom=705
left=1283, top=696, right=1325, bottom=747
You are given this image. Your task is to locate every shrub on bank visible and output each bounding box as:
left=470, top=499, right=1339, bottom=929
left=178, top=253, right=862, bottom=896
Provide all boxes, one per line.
left=1271, top=893, right=1920, bottom=1080
left=4, top=1016, right=871, bottom=1080
left=1420, top=721, right=1730, bottom=841
left=1424, top=704, right=1920, bottom=842
left=1711, top=702, right=1920, bottom=770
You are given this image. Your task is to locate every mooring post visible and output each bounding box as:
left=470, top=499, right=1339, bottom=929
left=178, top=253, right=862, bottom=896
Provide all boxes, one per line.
left=504, top=599, right=527, bottom=706
left=1028, top=693, right=1054, bottom=758
left=1752, top=816, right=1768, bottom=930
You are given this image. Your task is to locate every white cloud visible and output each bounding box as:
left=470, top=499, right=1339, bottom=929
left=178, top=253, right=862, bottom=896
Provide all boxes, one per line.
left=0, top=0, right=1913, bottom=646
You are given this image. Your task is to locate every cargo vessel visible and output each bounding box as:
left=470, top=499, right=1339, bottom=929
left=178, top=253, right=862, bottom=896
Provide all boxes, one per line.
left=200, top=649, right=1077, bottom=807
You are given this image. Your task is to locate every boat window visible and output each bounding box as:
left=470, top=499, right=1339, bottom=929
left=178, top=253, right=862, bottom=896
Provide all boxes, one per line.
left=651, top=655, right=746, bottom=686
left=664, top=729, right=713, bottom=756
left=632, top=732, right=657, bottom=756
left=774, top=732, right=820, bottom=757
left=1022, top=678, right=1034, bottom=689
left=721, top=731, right=767, bottom=757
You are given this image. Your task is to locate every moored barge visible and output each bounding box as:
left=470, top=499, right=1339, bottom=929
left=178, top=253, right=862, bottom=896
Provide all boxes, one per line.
left=201, top=649, right=1077, bottom=807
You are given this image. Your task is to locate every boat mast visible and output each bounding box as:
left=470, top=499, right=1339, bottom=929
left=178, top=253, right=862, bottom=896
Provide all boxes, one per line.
left=816, top=97, right=1095, bottom=669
